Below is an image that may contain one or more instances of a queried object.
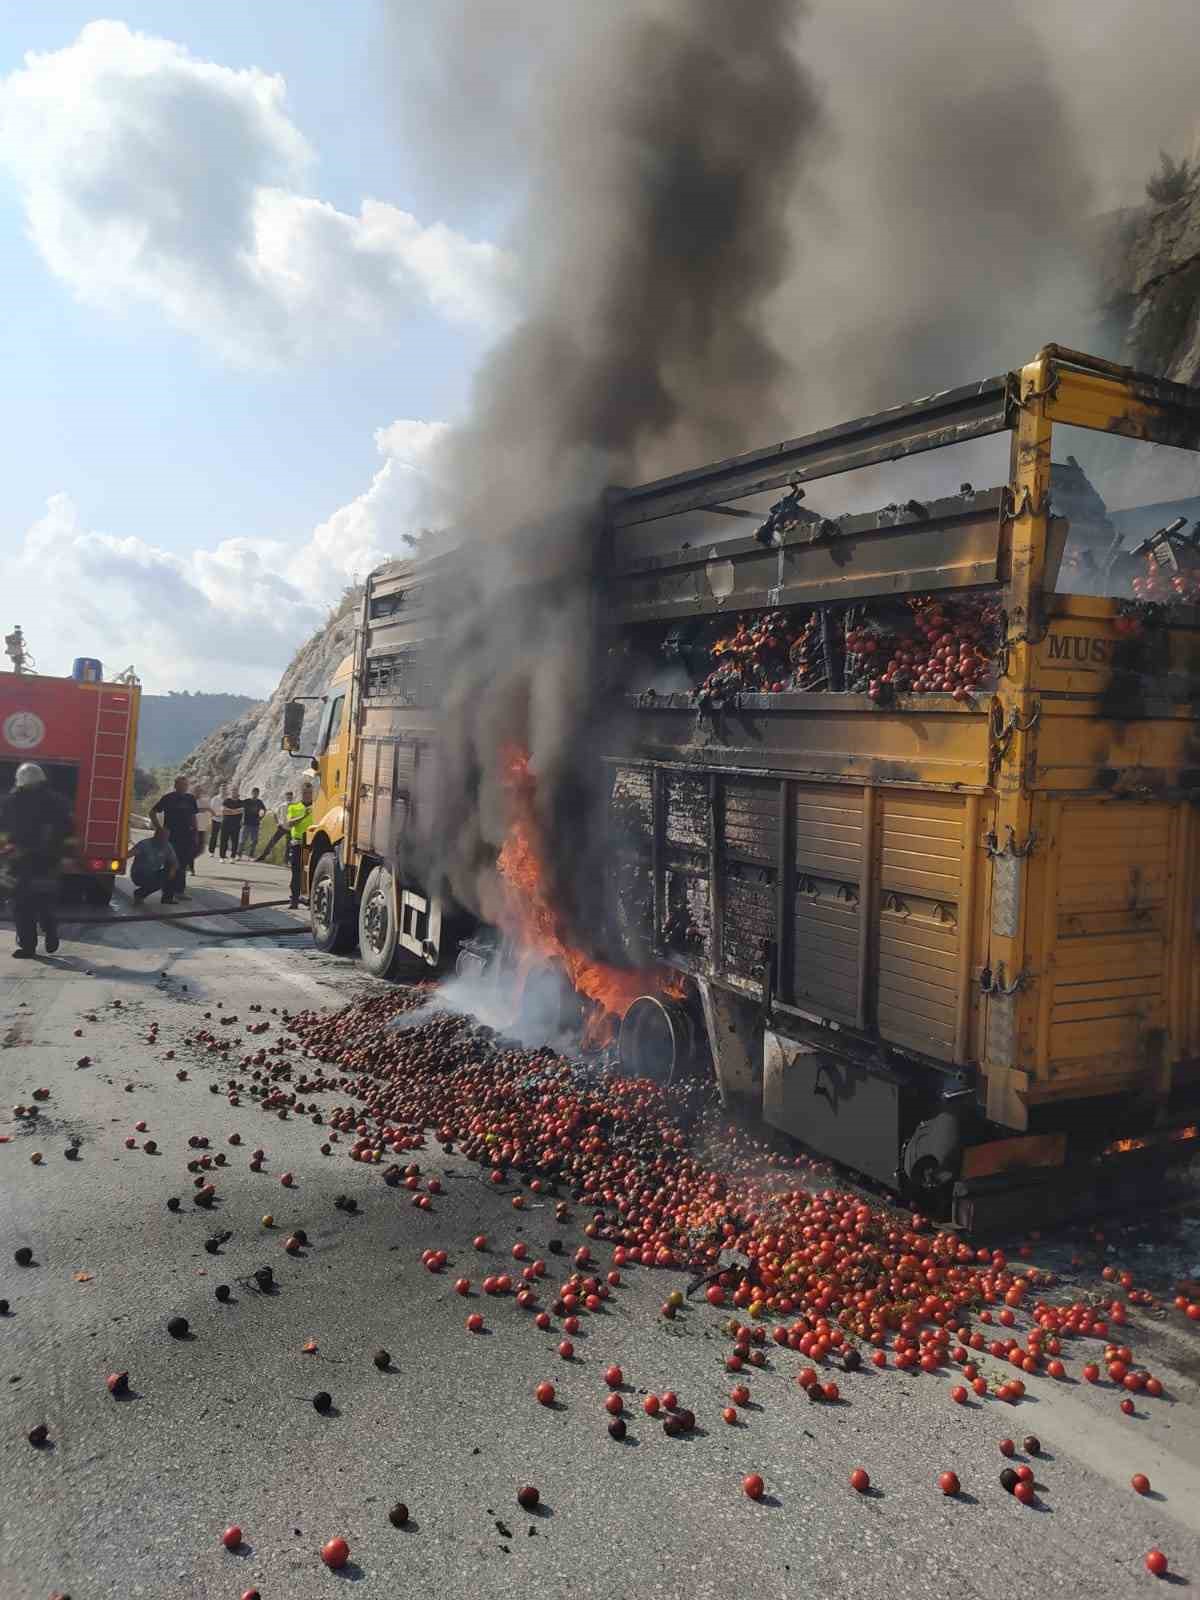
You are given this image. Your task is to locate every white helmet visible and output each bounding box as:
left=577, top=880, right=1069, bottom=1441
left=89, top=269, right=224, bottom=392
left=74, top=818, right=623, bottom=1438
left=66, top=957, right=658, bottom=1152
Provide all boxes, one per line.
left=15, top=762, right=46, bottom=788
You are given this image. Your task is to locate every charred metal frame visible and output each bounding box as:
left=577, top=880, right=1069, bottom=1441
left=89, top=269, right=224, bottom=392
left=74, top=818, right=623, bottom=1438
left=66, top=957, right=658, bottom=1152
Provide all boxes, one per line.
left=605, top=373, right=1014, bottom=531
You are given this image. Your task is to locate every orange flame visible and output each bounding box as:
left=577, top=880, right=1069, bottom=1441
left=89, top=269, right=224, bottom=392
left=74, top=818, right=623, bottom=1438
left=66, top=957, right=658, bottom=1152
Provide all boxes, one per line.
left=496, top=748, right=681, bottom=1047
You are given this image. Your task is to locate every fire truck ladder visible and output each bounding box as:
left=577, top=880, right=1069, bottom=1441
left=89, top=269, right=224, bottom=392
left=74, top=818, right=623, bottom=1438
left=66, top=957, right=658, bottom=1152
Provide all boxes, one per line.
left=85, top=688, right=132, bottom=860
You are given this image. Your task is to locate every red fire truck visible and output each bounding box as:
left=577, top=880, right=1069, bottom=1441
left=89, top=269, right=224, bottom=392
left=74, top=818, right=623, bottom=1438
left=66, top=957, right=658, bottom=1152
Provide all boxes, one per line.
left=1, top=648, right=140, bottom=906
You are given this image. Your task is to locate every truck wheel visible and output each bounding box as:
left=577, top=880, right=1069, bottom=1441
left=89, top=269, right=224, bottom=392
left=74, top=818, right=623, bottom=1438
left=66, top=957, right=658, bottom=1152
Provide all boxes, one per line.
left=310, top=851, right=357, bottom=955
left=84, top=874, right=115, bottom=907
left=359, top=865, right=401, bottom=977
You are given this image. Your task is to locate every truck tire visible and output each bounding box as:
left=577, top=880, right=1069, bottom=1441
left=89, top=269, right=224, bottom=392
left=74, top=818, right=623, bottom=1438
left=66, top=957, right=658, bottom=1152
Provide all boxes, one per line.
left=84, top=874, right=114, bottom=907
left=359, top=865, right=408, bottom=978
left=310, top=851, right=357, bottom=955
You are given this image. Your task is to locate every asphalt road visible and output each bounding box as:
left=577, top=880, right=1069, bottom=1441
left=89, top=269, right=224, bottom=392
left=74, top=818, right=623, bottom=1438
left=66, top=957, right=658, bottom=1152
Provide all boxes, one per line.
left=2, top=866, right=1200, bottom=1598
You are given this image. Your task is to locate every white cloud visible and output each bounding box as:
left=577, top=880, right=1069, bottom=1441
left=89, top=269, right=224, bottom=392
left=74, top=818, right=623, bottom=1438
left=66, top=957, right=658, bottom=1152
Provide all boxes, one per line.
left=5, top=419, right=449, bottom=694
left=0, top=20, right=513, bottom=363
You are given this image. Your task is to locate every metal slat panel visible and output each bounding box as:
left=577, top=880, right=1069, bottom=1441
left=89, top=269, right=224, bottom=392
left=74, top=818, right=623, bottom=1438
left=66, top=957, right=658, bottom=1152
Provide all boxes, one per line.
left=665, top=774, right=708, bottom=849
left=724, top=779, right=779, bottom=864
left=722, top=873, right=774, bottom=982
left=874, top=789, right=965, bottom=1058
left=1052, top=975, right=1167, bottom=1005
left=611, top=766, right=654, bottom=844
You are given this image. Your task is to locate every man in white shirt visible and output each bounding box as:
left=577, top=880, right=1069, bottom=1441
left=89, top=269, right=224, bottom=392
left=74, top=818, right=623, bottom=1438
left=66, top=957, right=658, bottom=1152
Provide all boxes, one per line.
left=196, top=794, right=220, bottom=863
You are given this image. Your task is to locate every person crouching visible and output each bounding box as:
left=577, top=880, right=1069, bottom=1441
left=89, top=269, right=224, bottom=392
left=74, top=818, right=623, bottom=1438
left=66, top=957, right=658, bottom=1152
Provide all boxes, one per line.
left=129, top=831, right=179, bottom=903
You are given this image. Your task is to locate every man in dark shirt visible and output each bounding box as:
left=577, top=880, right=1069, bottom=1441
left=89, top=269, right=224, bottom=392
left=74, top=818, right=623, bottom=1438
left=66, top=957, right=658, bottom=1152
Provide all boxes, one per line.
left=150, top=775, right=199, bottom=903
left=219, top=789, right=242, bottom=860
left=0, top=762, right=74, bottom=957
left=240, top=787, right=266, bottom=860
left=129, top=832, right=178, bottom=902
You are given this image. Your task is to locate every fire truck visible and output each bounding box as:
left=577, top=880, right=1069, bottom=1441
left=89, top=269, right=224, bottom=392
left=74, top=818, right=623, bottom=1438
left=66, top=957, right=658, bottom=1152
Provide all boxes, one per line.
left=283, top=347, right=1200, bottom=1226
left=1, top=639, right=140, bottom=905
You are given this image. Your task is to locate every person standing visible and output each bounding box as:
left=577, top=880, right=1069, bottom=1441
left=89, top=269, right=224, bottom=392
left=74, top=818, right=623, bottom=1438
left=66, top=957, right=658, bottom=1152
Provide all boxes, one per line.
left=150, top=775, right=199, bottom=902
left=256, top=791, right=294, bottom=862
left=218, top=787, right=242, bottom=860
left=196, top=793, right=220, bottom=862
left=285, top=781, right=313, bottom=909
left=240, top=787, right=266, bottom=860
left=0, top=763, right=73, bottom=957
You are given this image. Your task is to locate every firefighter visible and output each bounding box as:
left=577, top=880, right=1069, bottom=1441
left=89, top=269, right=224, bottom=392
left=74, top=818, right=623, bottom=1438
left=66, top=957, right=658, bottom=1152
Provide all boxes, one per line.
left=0, top=763, right=74, bottom=958
left=285, top=782, right=313, bottom=909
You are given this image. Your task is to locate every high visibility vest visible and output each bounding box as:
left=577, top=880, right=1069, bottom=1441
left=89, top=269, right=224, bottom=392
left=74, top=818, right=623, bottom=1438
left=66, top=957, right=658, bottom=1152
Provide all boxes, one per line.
left=286, top=801, right=312, bottom=843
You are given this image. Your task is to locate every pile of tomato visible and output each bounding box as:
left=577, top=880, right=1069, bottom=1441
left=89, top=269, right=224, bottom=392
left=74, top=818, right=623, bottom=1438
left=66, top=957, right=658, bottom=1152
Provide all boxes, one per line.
left=273, top=989, right=1182, bottom=1407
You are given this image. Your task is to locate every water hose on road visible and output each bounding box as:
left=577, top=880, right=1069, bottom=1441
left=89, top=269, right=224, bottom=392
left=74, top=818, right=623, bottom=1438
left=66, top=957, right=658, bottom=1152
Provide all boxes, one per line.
left=48, top=899, right=310, bottom=940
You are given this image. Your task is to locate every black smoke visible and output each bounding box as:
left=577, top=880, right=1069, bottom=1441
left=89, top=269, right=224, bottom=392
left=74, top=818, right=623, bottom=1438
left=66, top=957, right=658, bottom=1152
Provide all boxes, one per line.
left=387, top=0, right=1193, bottom=947
left=411, top=0, right=822, bottom=936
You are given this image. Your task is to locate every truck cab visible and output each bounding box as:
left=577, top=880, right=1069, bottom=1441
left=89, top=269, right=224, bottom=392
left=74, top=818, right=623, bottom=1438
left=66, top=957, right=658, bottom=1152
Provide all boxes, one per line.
left=281, top=559, right=458, bottom=973
left=306, top=653, right=354, bottom=852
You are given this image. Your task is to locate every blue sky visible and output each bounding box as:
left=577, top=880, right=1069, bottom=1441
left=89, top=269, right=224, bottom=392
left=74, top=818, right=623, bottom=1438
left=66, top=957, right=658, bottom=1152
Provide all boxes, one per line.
left=0, top=4, right=508, bottom=692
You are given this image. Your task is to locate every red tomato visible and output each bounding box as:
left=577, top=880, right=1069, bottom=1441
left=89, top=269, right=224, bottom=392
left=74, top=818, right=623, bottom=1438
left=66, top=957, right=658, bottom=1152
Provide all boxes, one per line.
left=321, top=1537, right=350, bottom=1570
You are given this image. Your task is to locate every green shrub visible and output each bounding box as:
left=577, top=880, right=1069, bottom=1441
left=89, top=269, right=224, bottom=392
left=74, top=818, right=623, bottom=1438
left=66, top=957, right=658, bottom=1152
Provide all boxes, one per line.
left=1146, top=151, right=1192, bottom=206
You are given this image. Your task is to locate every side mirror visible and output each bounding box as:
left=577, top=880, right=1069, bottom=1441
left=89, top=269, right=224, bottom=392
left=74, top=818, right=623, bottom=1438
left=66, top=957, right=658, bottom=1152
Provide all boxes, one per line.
left=282, top=700, right=306, bottom=753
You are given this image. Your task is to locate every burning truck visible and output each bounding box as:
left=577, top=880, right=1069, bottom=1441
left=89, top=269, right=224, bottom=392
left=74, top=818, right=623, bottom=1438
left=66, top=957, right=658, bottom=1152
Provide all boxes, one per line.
left=281, top=345, right=1200, bottom=1229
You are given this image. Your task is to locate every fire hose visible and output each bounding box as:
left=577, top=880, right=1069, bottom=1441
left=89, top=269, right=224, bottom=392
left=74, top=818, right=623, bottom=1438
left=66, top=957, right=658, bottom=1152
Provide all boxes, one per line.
left=49, top=899, right=309, bottom=940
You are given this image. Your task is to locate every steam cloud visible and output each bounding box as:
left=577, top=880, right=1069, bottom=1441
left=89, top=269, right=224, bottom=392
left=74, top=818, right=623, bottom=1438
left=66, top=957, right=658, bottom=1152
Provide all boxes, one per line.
left=390, top=0, right=1198, bottom=949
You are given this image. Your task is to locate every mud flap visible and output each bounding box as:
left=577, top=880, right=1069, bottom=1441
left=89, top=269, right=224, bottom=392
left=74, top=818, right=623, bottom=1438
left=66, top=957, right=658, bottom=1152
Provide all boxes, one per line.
left=762, top=1030, right=903, bottom=1189
left=399, top=889, right=442, bottom=966
left=695, top=979, right=760, bottom=1104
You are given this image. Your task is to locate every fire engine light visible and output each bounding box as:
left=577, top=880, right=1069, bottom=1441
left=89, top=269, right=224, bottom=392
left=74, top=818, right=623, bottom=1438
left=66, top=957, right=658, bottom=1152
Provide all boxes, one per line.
left=87, top=859, right=107, bottom=872
left=110, top=861, right=120, bottom=872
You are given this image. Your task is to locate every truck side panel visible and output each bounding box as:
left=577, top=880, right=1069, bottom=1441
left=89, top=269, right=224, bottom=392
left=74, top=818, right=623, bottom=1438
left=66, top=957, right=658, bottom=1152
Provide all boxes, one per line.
left=610, top=759, right=992, bottom=1068
left=1034, top=797, right=1176, bottom=1104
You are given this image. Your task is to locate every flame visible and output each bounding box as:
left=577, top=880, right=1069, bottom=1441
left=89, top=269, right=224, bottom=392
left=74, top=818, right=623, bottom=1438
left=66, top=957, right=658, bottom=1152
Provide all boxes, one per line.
left=497, top=747, right=681, bottom=1047
left=1103, top=1126, right=1197, bottom=1157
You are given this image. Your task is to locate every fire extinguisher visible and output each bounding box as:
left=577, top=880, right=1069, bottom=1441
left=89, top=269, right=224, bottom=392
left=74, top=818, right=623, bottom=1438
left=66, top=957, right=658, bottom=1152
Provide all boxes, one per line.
left=240, top=881, right=250, bottom=908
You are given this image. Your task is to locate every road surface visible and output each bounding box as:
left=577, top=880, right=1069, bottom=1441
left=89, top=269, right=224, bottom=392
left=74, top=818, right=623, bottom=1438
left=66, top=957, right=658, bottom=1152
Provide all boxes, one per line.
left=2, top=861, right=1200, bottom=1598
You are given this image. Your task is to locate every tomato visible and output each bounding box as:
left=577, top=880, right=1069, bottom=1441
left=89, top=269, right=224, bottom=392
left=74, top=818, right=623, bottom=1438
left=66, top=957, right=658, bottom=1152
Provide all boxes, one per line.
left=321, top=1537, right=350, bottom=1570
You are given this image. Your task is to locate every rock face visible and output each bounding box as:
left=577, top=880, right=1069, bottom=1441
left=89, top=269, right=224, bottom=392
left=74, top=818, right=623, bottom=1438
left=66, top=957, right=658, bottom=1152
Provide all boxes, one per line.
left=136, top=693, right=260, bottom=769
left=1108, top=180, right=1200, bottom=383
left=180, top=593, right=360, bottom=813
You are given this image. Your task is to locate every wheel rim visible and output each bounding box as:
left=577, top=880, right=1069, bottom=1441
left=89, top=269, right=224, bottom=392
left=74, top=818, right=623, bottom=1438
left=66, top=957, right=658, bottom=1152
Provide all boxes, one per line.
left=312, top=870, right=334, bottom=936
left=363, top=884, right=389, bottom=953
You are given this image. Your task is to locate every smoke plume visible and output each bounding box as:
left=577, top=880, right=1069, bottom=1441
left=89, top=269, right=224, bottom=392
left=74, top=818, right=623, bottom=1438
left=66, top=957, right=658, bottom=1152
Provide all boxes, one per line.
left=389, top=0, right=1199, bottom=949
left=414, top=0, right=822, bottom=936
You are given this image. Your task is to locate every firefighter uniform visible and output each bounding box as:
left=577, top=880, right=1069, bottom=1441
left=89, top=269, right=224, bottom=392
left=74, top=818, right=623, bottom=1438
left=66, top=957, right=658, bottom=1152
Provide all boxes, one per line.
left=0, top=764, right=74, bottom=957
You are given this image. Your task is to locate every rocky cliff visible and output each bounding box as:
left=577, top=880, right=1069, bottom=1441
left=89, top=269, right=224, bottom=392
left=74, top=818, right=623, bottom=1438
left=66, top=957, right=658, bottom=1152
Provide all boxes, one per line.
left=179, top=591, right=360, bottom=812
left=1106, top=178, right=1200, bottom=383
left=136, top=692, right=260, bottom=769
